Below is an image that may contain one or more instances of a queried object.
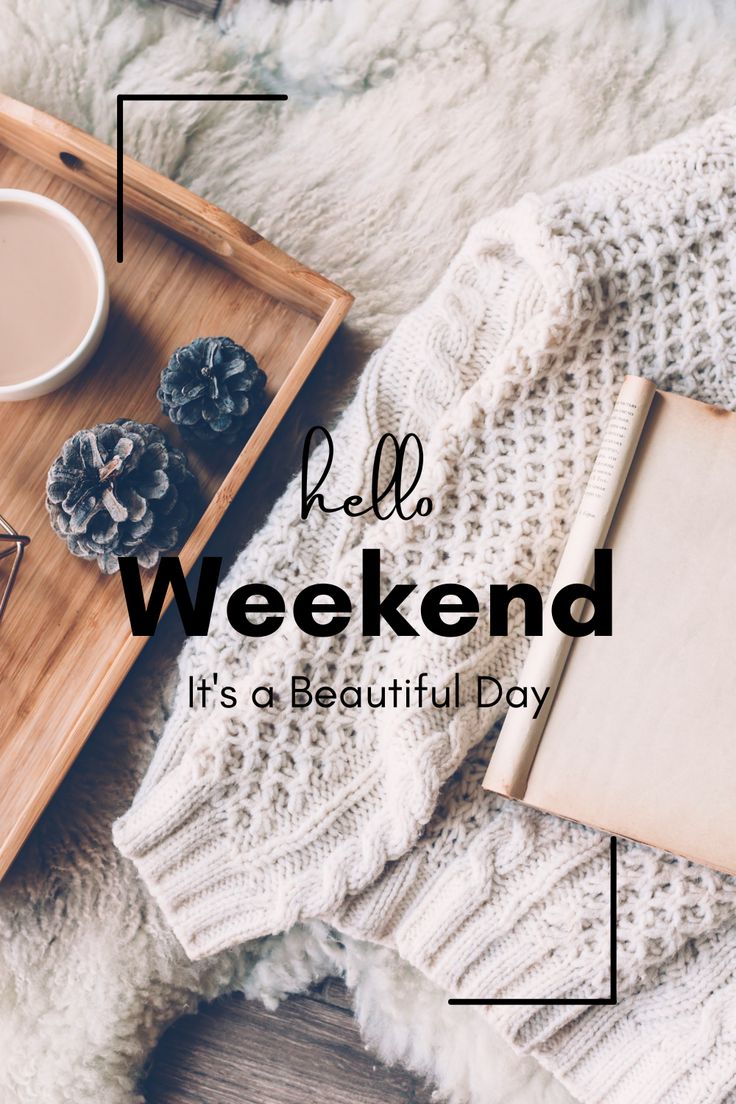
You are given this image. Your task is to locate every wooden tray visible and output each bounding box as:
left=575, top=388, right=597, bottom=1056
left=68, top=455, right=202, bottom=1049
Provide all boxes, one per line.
left=0, top=95, right=352, bottom=880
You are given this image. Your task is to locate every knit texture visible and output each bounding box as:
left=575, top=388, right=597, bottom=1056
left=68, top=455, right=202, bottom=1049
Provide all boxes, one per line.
left=115, top=111, right=736, bottom=1104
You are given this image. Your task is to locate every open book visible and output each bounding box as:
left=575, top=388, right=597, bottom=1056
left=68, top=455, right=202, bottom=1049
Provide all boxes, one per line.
left=483, top=375, right=736, bottom=876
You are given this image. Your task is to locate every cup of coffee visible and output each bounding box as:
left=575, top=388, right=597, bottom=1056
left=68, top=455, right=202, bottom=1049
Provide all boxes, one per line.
left=0, top=189, right=108, bottom=401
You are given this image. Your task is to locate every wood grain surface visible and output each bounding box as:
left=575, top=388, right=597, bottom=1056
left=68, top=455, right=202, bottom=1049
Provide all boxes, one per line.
left=0, top=95, right=352, bottom=881
left=145, top=980, right=433, bottom=1104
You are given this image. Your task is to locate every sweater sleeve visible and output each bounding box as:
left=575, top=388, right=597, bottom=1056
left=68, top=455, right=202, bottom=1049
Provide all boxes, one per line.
left=333, top=735, right=736, bottom=1104
left=112, top=219, right=550, bottom=959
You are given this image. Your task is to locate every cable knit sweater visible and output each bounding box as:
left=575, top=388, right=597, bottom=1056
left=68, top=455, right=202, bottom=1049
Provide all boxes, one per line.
left=115, top=112, right=736, bottom=1104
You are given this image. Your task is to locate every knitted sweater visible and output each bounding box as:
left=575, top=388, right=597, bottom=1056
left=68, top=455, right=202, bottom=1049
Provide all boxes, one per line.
left=114, top=112, right=736, bottom=1104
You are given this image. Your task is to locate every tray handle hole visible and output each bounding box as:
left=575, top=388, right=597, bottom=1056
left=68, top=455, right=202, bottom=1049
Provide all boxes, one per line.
left=59, top=151, right=83, bottom=171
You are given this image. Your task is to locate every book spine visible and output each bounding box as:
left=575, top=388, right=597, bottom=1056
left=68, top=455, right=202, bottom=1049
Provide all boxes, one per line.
left=482, top=374, right=656, bottom=799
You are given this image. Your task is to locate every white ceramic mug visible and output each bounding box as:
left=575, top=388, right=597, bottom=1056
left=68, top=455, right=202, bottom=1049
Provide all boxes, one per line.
left=0, top=189, right=109, bottom=401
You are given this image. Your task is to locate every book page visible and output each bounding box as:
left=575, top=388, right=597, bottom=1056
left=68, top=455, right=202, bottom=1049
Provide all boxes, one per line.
left=522, top=389, right=736, bottom=874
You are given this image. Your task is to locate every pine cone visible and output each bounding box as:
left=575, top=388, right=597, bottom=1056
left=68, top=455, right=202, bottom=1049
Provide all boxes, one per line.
left=46, top=420, right=197, bottom=574
left=158, top=336, right=267, bottom=443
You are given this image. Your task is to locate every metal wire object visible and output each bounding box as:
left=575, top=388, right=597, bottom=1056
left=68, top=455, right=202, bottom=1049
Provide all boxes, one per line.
left=0, top=513, right=30, bottom=625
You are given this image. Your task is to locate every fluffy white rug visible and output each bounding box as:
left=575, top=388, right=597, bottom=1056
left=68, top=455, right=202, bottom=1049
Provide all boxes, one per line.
left=2, top=1, right=736, bottom=1101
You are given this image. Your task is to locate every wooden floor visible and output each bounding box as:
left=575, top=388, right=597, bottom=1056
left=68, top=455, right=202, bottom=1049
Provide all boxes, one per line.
left=145, top=979, right=433, bottom=1104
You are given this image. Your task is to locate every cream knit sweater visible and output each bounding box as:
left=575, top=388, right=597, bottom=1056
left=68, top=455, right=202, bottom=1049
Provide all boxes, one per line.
left=115, top=112, right=736, bottom=1104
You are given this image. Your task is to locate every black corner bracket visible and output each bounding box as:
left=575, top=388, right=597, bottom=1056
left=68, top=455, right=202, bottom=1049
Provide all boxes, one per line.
left=448, top=834, right=618, bottom=1006
left=116, top=92, right=288, bottom=263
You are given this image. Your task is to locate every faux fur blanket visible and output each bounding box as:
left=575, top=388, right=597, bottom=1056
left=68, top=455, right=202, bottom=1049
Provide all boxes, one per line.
left=4, top=3, right=736, bottom=1103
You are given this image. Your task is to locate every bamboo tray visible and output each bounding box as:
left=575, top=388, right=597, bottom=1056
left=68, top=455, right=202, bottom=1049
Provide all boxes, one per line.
left=0, top=95, right=353, bottom=880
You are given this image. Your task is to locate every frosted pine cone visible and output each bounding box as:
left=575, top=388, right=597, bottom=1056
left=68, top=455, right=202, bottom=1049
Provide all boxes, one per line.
left=46, top=420, right=197, bottom=574
left=158, top=336, right=267, bottom=443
